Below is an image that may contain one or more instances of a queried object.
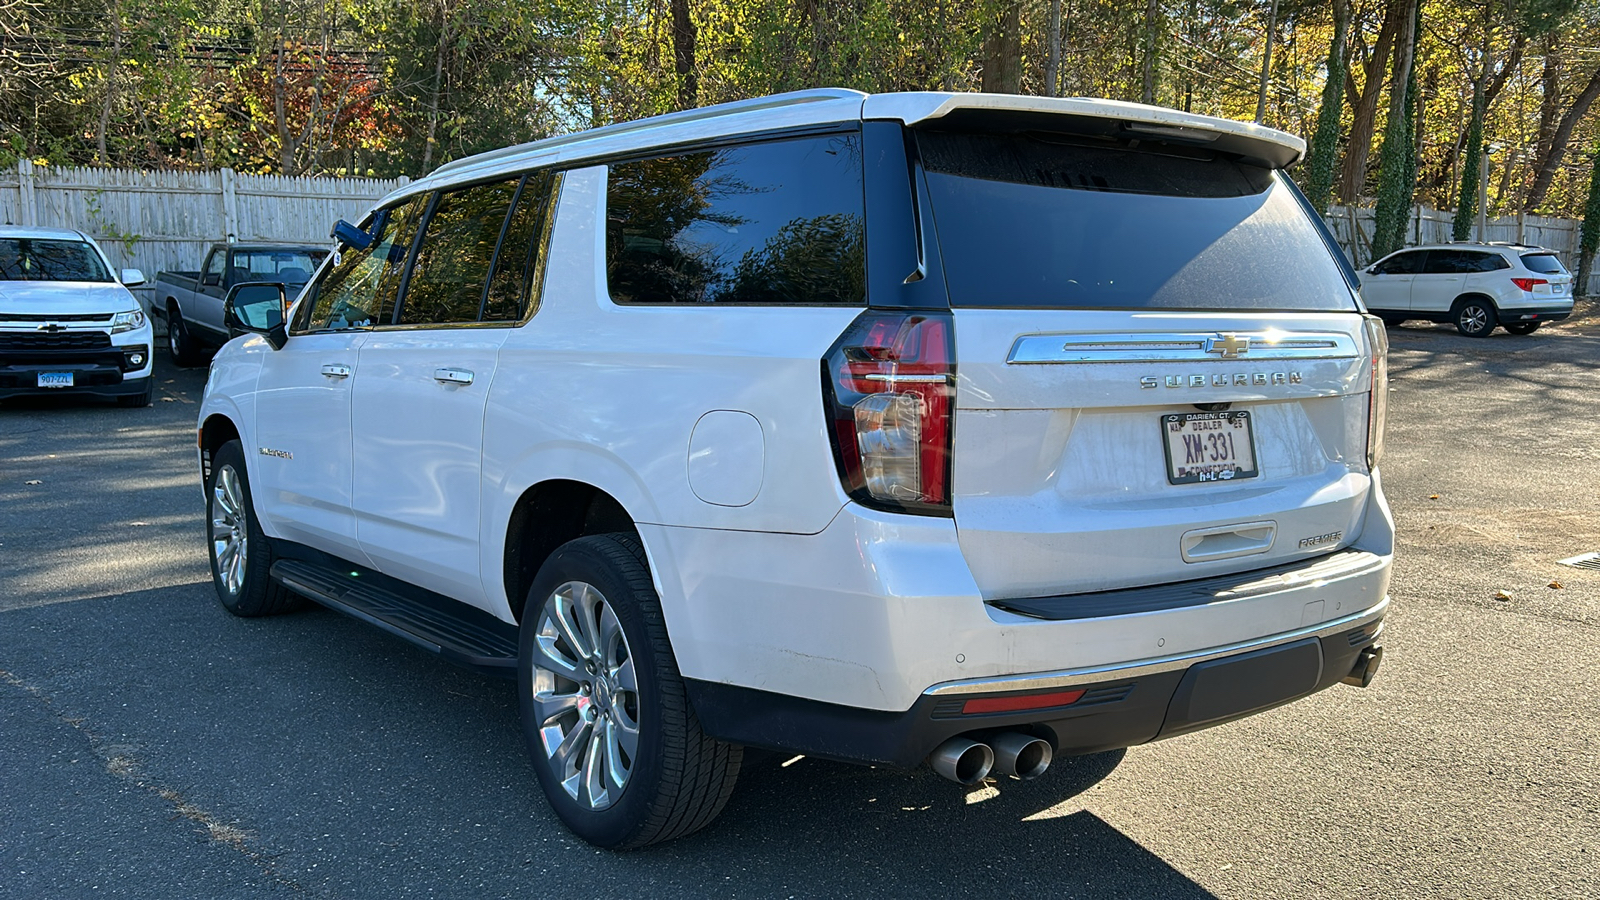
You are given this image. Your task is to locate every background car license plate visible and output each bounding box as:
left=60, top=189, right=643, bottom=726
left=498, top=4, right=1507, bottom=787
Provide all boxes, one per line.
left=37, top=372, right=74, bottom=388
left=1161, top=411, right=1258, bottom=484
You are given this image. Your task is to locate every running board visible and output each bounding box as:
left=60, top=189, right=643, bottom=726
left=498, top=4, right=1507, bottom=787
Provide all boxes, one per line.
left=269, top=559, right=518, bottom=674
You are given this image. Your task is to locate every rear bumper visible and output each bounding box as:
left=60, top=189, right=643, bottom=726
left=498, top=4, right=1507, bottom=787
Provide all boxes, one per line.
left=1498, top=304, right=1571, bottom=322
left=687, top=602, right=1386, bottom=766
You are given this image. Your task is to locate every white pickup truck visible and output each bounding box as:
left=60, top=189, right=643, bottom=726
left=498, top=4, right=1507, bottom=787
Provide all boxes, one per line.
left=155, top=242, right=324, bottom=365
left=0, top=225, right=154, bottom=406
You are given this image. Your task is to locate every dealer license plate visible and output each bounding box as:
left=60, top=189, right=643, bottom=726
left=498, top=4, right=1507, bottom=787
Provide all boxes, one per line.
left=37, top=372, right=74, bottom=389
left=1161, top=411, right=1258, bottom=485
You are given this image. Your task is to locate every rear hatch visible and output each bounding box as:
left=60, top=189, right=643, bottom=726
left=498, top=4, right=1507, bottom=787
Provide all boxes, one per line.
left=1518, top=251, right=1574, bottom=298
left=913, top=126, right=1376, bottom=600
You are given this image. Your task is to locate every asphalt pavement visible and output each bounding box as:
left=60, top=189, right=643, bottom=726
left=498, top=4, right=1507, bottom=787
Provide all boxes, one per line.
left=2, top=314, right=1596, bottom=899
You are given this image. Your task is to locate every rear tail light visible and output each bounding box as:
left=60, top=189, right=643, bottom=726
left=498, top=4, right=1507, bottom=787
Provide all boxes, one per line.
left=822, top=311, right=955, bottom=515
left=1510, top=277, right=1548, bottom=292
left=1362, top=315, right=1388, bottom=471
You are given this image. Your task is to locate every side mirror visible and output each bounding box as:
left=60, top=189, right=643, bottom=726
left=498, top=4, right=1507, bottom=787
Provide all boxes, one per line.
left=331, top=219, right=375, bottom=251
left=202, top=272, right=222, bottom=286
left=120, top=268, right=146, bottom=287
left=1366, top=266, right=1380, bottom=275
left=224, top=282, right=289, bottom=350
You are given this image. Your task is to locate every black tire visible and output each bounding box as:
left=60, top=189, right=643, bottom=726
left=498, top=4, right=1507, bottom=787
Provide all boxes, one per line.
left=518, top=533, right=742, bottom=849
left=167, top=304, right=205, bottom=367
left=1504, top=322, right=1541, bottom=335
left=205, top=441, right=303, bottom=617
left=1454, top=298, right=1498, bottom=337
left=116, top=377, right=153, bottom=407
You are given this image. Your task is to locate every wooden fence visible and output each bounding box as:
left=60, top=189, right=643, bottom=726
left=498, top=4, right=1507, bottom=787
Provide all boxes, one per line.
left=4, top=161, right=1597, bottom=302
left=0, top=161, right=406, bottom=307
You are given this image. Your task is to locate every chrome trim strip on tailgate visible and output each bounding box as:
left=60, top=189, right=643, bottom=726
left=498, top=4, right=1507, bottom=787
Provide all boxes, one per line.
left=1006, top=331, right=1361, bottom=364
left=923, top=596, right=1388, bottom=697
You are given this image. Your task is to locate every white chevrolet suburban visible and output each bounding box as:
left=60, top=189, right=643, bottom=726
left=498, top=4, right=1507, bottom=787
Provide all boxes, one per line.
left=197, top=89, right=1393, bottom=849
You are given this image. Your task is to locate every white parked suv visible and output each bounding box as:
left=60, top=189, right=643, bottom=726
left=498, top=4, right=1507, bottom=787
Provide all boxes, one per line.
left=198, top=89, right=1393, bottom=848
left=1358, top=242, right=1575, bottom=336
left=0, top=226, right=153, bottom=406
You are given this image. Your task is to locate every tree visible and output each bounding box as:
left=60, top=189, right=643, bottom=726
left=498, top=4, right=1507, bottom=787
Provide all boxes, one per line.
left=1452, top=59, right=1487, bottom=240
left=1577, top=148, right=1600, bottom=296
left=1302, top=0, right=1349, bottom=215
left=1371, top=0, right=1419, bottom=257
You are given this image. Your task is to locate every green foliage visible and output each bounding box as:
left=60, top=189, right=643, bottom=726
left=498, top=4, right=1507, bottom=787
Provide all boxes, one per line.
left=1373, top=32, right=1419, bottom=257
left=1453, top=76, right=1486, bottom=241
left=1300, top=8, right=1346, bottom=216
left=1577, top=149, right=1600, bottom=295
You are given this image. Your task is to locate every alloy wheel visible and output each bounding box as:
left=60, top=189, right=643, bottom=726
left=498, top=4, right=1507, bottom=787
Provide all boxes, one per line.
left=210, top=464, right=249, bottom=595
left=530, top=580, right=641, bottom=810
left=1459, top=305, right=1490, bottom=334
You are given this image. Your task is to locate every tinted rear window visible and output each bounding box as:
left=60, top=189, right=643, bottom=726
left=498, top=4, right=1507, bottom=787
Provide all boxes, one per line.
left=606, top=133, right=865, bottom=306
left=1521, top=253, right=1567, bottom=275
left=916, top=131, right=1355, bottom=311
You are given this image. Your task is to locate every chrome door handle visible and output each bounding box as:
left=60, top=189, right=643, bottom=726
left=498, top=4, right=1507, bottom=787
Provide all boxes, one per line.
left=434, top=368, right=474, bottom=386
left=321, top=364, right=352, bottom=379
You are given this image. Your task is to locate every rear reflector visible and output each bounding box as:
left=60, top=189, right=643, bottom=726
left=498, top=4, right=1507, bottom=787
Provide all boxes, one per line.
left=961, top=689, right=1087, bottom=715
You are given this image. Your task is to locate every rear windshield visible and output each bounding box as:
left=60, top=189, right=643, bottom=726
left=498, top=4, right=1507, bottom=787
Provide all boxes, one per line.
left=916, top=130, right=1355, bottom=311
left=233, top=249, right=325, bottom=285
left=0, top=238, right=112, bottom=283
left=1520, top=253, right=1567, bottom=275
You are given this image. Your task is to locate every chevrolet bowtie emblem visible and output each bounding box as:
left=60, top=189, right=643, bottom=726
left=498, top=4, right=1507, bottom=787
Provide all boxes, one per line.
left=1205, top=333, right=1250, bottom=358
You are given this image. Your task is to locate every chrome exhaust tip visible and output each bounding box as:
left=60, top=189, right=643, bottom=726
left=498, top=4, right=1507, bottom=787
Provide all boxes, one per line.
left=990, top=732, right=1053, bottom=780
left=1342, top=644, right=1384, bottom=688
left=928, top=736, right=994, bottom=785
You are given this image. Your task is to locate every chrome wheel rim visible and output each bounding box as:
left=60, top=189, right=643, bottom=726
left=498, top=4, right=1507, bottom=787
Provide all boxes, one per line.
left=531, top=581, right=640, bottom=811
left=1461, top=306, right=1488, bottom=333
left=168, top=322, right=181, bottom=355
left=210, top=465, right=248, bottom=595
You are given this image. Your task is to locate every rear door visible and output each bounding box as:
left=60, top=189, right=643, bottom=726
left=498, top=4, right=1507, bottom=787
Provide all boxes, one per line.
left=351, top=173, right=553, bottom=611
left=912, top=127, right=1376, bottom=599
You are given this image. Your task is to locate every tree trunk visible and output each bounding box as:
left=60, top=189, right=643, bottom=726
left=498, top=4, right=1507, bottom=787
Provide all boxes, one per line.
left=1337, top=0, right=1405, bottom=203
left=96, top=6, right=125, bottom=166
left=1371, top=0, right=1418, bottom=258
left=981, top=2, right=1022, bottom=94
left=1140, top=0, right=1159, bottom=104
left=671, top=0, right=697, bottom=109
left=1523, top=66, right=1600, bottom=213
left=1046, top=0, right=1061, bottom=97
left=1255, top=0, right=1279, bottom=123
left=421, top=4, right=451, bottom=173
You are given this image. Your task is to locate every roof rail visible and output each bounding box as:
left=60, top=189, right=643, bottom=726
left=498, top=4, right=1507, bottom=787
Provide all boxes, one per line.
left=431, top=88, right=867, bottom=179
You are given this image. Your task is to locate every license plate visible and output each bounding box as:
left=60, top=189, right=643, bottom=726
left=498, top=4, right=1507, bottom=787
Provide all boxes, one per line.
left=37, top=372, right=73, bottom=389
left=1161, top=411, right=1258, bottom=484
left=1555, top=283, right=1567, bottom=294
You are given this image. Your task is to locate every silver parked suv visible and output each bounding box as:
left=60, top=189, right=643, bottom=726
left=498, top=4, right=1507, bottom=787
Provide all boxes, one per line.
left=200, top=89, right=1393, bottom=848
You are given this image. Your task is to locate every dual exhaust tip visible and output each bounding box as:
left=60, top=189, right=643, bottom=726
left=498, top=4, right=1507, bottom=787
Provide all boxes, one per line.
left=928, top=733, right=1052, bottom=785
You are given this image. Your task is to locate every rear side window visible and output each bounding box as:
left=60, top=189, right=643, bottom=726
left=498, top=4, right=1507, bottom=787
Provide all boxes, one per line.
left=483, top=172, right=559, bottom=322
left=1521, top=253, right=1567, bottom=275
left=915, top=130, right=1356, bottom=311
left=605, top=133, right=865, bottom=306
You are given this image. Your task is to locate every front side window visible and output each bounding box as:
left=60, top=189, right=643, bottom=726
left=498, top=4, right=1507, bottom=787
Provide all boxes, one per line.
left=0, top=239, right=113, bottom=283
left=1376, top=252, right=1425, bottom=276
left=298, top=199, right=424, bottom=332
left=605, top=133, right=865, bottom=306
left=399, top=179, right=522, bottom=326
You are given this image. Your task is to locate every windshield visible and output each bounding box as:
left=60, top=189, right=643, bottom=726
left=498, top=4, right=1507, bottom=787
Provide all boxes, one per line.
left=233, top=249, right=325, bottom=285
left=915, top=130, right=1356, bottom=311
left=0, top=238, right=112, bottom=283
